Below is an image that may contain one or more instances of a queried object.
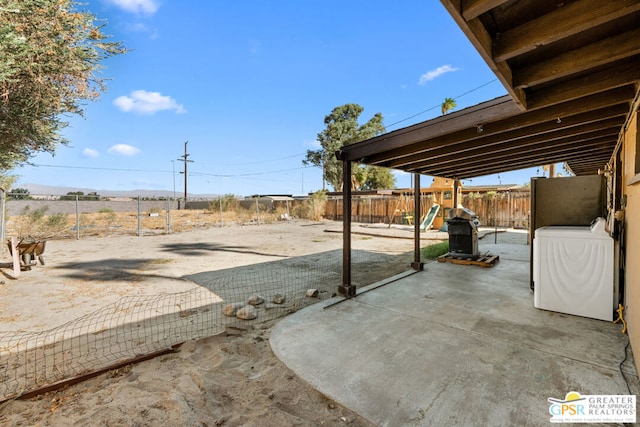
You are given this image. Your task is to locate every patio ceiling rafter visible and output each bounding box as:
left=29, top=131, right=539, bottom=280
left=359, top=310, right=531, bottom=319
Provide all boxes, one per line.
left=337, top=0, right=640, bottom=180
left=336, top=0, right=640, bottom=296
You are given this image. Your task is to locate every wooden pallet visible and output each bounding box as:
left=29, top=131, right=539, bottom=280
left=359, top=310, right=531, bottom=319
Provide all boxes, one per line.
left=436, top=253, right=500, bottom=268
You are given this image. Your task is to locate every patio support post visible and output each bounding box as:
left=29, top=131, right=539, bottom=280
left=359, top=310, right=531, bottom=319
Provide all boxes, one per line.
left=412, top=173, right=424, bottom=271
left=339, top=160, right=356, bottom=298
left=453, top=179, right=460, bottom=208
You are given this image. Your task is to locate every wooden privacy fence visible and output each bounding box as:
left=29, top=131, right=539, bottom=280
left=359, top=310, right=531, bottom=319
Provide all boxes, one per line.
left=462, top=191, right=530, bottom=229
left=324, top=195, right=431, bottom=225
left=324, top=190, right=530, bottom=228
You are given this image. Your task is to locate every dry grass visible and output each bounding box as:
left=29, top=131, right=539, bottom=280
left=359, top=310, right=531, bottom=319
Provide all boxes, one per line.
left=4, top=201, right=326, bottom=241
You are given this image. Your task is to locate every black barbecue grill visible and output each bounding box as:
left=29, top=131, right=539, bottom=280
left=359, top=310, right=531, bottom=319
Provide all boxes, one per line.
left=446, top=208, right=479, bottom=259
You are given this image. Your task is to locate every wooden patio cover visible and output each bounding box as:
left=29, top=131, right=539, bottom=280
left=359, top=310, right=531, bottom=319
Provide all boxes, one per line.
left=335, top=0, right=640, bottom=296
left=337, top=0, right=640, bottom=179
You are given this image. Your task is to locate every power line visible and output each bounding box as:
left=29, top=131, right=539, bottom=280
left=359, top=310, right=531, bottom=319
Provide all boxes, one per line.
left=196, top=152, right=307, bottom=167
left=385, top=78, right=500, bottom=129
left=28, top=80, right=501, bottom=183
left=176, top=141, right=193, bottom=202
left=30, top=163, right=313, bottom=178
left=31, top=164, right=169, bottom=173
left=190, top=166, right=312, bottom=178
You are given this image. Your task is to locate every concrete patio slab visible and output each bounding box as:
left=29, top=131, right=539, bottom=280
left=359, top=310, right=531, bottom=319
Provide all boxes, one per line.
left=271, top=243, right=638, bottom=426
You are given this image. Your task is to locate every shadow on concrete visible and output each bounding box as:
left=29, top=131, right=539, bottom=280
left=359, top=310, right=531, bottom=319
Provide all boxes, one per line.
left=184, top=248, right=413, bottom=296
left=271, top=243, right=639, bottom=426
left=159, top=242, right=288, bottom=258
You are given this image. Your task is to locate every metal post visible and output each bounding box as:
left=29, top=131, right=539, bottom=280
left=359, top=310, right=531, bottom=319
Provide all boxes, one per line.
left=166, top=197, right=171, bottom=234
left=0, top=188, right=5, bottom=246
left=494, top=196, right=498, bottom=244
left=75, top=194, right=80, bottom=240
left=453, top=179, right=460, bottom=208
left=137, top=196, right=141, bottom=236
left=412, top=173, right=424, bottom=270
left=255, top=197, right=260, bottom=225
left=219, top=197, right=223, bottom=226
left=339, top=161, right=355, bottom=297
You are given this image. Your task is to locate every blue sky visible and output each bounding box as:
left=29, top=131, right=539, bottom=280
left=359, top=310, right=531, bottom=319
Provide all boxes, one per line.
left=14, top=0, right=553, bottom=196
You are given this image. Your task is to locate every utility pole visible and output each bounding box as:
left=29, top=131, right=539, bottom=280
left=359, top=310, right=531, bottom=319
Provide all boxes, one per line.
left=177, top=141, right=193, bottom=207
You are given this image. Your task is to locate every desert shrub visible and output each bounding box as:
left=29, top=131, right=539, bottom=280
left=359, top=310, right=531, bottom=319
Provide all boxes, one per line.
left=292, top=191, right=327, bottom=221
left=100, top=210, right=117, bottom=224
left=209, top=194, right=240, bottom=211
left=21, top=205, right=47, bottom=223
left=46, top=213, right=68, bottom=229
left=11, top=206, right=70, bottom=239
left=148, top=207, right=162, bottom=214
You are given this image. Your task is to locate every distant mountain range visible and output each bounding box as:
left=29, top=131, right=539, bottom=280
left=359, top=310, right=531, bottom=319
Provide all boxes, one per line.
left=12, top=183, right=221, bottom=199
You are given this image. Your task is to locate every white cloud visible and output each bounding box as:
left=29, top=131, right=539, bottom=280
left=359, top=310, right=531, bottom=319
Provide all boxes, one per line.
left=108, top=144, right=141, bottom=156
left=113, top=90, right=187, bottom=115
left=418, top=65, right=459, bottom=85
left=127, top=22, right=149, bottom=32
left=104, top=0, right=159, bottom=15
left=304, top=139, right=322, bottom=149
left=124, top=22, right=160, bottom=39
left=83, top=148, right=100, bottom=158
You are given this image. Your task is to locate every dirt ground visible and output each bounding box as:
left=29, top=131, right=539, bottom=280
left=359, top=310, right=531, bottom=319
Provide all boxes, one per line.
left=0, top=219, right=426, bottom=426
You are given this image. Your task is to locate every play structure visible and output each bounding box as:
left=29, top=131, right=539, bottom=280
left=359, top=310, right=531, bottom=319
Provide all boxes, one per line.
left=428, top=177, right=462, bottom=230
left=420, top=203, right=440, bottom=230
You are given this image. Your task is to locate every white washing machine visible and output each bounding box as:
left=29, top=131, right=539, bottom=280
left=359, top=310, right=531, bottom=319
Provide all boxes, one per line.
left=533, top=218, right=614, bottom=321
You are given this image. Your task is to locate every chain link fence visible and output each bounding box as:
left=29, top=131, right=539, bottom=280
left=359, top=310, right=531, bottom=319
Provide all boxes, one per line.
left=1, top=194, right=328, bottom=244
left=0, top=240, right=411, bottom=401
left=0, top=190, right=528, bottom=401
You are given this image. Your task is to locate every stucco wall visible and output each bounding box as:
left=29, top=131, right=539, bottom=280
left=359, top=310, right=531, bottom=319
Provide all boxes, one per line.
left=622, top=111, right=640, bottom=373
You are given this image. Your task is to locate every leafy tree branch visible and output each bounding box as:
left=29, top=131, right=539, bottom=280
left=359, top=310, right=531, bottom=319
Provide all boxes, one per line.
left=0, top=0, right=126, bottom=171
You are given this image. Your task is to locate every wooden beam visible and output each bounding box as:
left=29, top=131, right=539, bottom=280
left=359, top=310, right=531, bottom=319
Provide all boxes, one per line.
left=526, top=57, right=640, bottom=110
left=493, top=0, right=640, bottom=62
left=404, top=129, right=620, bottom=172
left=339, top=161, right=355, bottom=298
left=380, top=110, right=626, bottom=169
left=357, top=87, right=632, bottom=165
left=412, top=173, right=423, bottom=271
left=417, top=135, right=617, bottom=174
left=566, top=163, right=612, bottom=175
left=339, top=96, right=519, bottom=162
left=407, top=132, right=616, bottom=175
left=462, top=0, right=510, bottom=21
left=426, top=145, right=614, bottom=179
left=439, top=0, right=527, bottom=108
left=514, top=27, right=640, bottom=89
left=567, top=161, right=612, bottom=170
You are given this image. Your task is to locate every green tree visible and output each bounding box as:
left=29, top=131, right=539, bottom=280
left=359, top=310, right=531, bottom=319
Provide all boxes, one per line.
left=361, top=166, right=396, bottom=190
left=59, top=191, right=99, bottom=201
left=441, top=97, right=457, bottom=115
left=0, top=0, right=126, bottom=171
left=8, top=187, right=30, bottom=200
left=303, top=104, right=386, bottom=191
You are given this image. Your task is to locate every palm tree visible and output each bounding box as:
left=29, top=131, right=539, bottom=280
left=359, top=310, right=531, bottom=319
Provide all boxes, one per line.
left=441, top=97, right=457, bottom=115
